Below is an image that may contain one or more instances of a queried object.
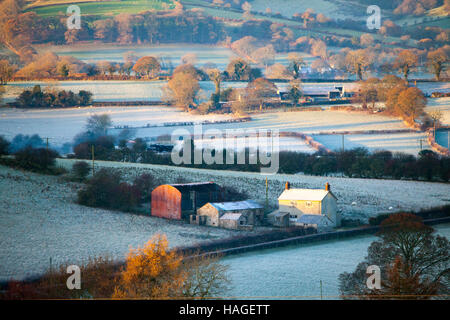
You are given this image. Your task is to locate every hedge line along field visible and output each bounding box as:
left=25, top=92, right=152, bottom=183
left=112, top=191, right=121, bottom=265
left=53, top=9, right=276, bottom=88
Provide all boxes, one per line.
left=56, top=158, right=450, bottom=222
left=4, top=80, right=449, bottom=105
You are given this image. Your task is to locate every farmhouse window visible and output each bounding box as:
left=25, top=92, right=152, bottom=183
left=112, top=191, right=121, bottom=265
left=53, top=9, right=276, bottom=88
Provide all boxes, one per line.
left=306, top=201, right=312, bottom=207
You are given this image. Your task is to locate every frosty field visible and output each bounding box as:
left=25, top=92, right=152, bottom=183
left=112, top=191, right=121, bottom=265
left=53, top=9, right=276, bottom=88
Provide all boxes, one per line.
left=38, top=44, right=234, bottom=68
left=57, top=158, right=450, bottom=221
left=223, top=223, right=450, bottom=299
left=426, top=97, right=450, bottom=125
left=1, top=158, right=449, bottom=282
left=176, top=136, right=317, bottom=154
left=312, top=132, right=430, bottom=155
left=249, top=0, right=366, bottom=20
left=0, top=105, right=421, bottom=154
left=0, top=165, right=241, bottom=281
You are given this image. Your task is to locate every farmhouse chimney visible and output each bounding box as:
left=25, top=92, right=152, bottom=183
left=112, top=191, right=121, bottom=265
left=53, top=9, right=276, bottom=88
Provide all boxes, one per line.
left=285, top=182, right=290, bottom=190
left=325, top=182, right=330, bottom=191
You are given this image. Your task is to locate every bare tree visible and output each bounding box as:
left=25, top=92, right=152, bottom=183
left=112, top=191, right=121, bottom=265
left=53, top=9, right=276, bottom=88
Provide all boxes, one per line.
left=182, top=254, right=230, bottom=299
left=394, top=49, right=419, bottom=80
left=427, top=48, right=448, bottom=81
left=345, top=49, right=374, bottom=80
left=288, top=53, right=306, bottom=79
left=166, top=71, right=200, bottom=110
left=86, top=114, right=112, bottom=136
left=0, top=60, right=15, bottom=84
left=251, top=45, right=275, bottom=69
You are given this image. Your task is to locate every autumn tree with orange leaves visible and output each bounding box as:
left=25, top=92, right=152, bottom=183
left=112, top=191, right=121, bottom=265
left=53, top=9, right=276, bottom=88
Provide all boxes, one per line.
left=113, top=234, right=229, bottom=299
left=113, top=234, right=185, bottom=298
left=3, top=234, right=229, bottom=299
left=339, top=213, right=449, bottom=299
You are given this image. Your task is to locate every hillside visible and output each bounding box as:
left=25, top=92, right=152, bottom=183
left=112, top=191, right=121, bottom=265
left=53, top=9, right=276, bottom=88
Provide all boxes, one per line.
left=25, top=0, right=176, bottom=17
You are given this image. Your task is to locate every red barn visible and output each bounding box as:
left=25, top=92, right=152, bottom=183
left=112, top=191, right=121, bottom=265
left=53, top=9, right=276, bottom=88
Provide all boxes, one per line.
left=151, top=182, right=222, bottom=220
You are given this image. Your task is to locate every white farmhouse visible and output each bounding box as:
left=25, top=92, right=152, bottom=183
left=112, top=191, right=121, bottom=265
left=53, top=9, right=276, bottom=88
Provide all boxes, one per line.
left=268, top=182, right=340, bottom=231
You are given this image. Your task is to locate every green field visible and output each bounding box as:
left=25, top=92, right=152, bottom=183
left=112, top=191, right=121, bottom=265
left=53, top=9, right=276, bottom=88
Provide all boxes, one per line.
left=27, top=0, right=175, bottom=17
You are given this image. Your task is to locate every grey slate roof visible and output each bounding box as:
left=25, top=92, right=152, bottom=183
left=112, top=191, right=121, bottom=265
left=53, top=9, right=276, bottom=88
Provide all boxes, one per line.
left=209, top=200, right=263, bottom=212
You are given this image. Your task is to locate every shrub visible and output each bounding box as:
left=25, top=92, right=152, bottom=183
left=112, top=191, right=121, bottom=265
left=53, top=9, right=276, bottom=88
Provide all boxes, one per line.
left=77, top=169, right=140, bottom=211
left=223, top=186, right=248, bottom=202
left=368, top=213, right=391, bottom=226
left=0, top=135, right=10, bottom=156
left=14, top=147, right=59, bottom=172
left=15, top=85, right=93, bottom=108
left=73, top=135, right=118, bottom=161
left=133, top=173, right=159, bottom=202
left=71, top=161, right=91, bottom=181
left=9, top=134, right=45, bottom=153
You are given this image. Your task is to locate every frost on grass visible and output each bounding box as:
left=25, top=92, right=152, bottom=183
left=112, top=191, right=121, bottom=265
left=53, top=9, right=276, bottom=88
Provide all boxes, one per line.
left=1, top=159, right=449, bottom=281
left=59, top=159, right=450, bottom=222
left=0, top=165, right=240, bottom=281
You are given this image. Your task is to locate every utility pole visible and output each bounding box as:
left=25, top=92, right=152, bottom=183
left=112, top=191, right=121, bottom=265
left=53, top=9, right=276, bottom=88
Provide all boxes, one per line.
left=43, top=137, right=51, bottom=152
left=92, top=145, right=95, bottom=175
left=434, top=120, right=436, bottom=139
left=271, top=130, right=273, bottom=156
left=320, top=280, right=323, bottom=300
left=341, top=134, right=345, bottom=152
left=265, top=177, right=268, bottom=211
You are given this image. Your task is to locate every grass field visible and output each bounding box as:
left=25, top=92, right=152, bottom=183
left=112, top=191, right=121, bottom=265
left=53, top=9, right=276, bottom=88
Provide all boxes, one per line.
left=2, top=159, right=449, bottom=281
left=27, top=0, right=175, bottom=17
left=249, top=0, right=367, bottom=20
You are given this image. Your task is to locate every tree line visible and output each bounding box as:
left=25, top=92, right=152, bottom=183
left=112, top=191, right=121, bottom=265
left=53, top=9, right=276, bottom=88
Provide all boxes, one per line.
left=13, top=85, right=93, bottom=108
left=67, top=129, right=450, bottom=182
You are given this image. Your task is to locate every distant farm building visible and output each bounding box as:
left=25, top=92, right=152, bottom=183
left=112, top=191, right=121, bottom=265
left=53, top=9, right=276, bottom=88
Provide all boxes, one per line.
left=278, top=85, right=354, bottom=103
left=268, top=182, right=340, bottom=231
left=151, top=182, right=222, bottom=220
left=193, top=200, right=264, bottom=230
